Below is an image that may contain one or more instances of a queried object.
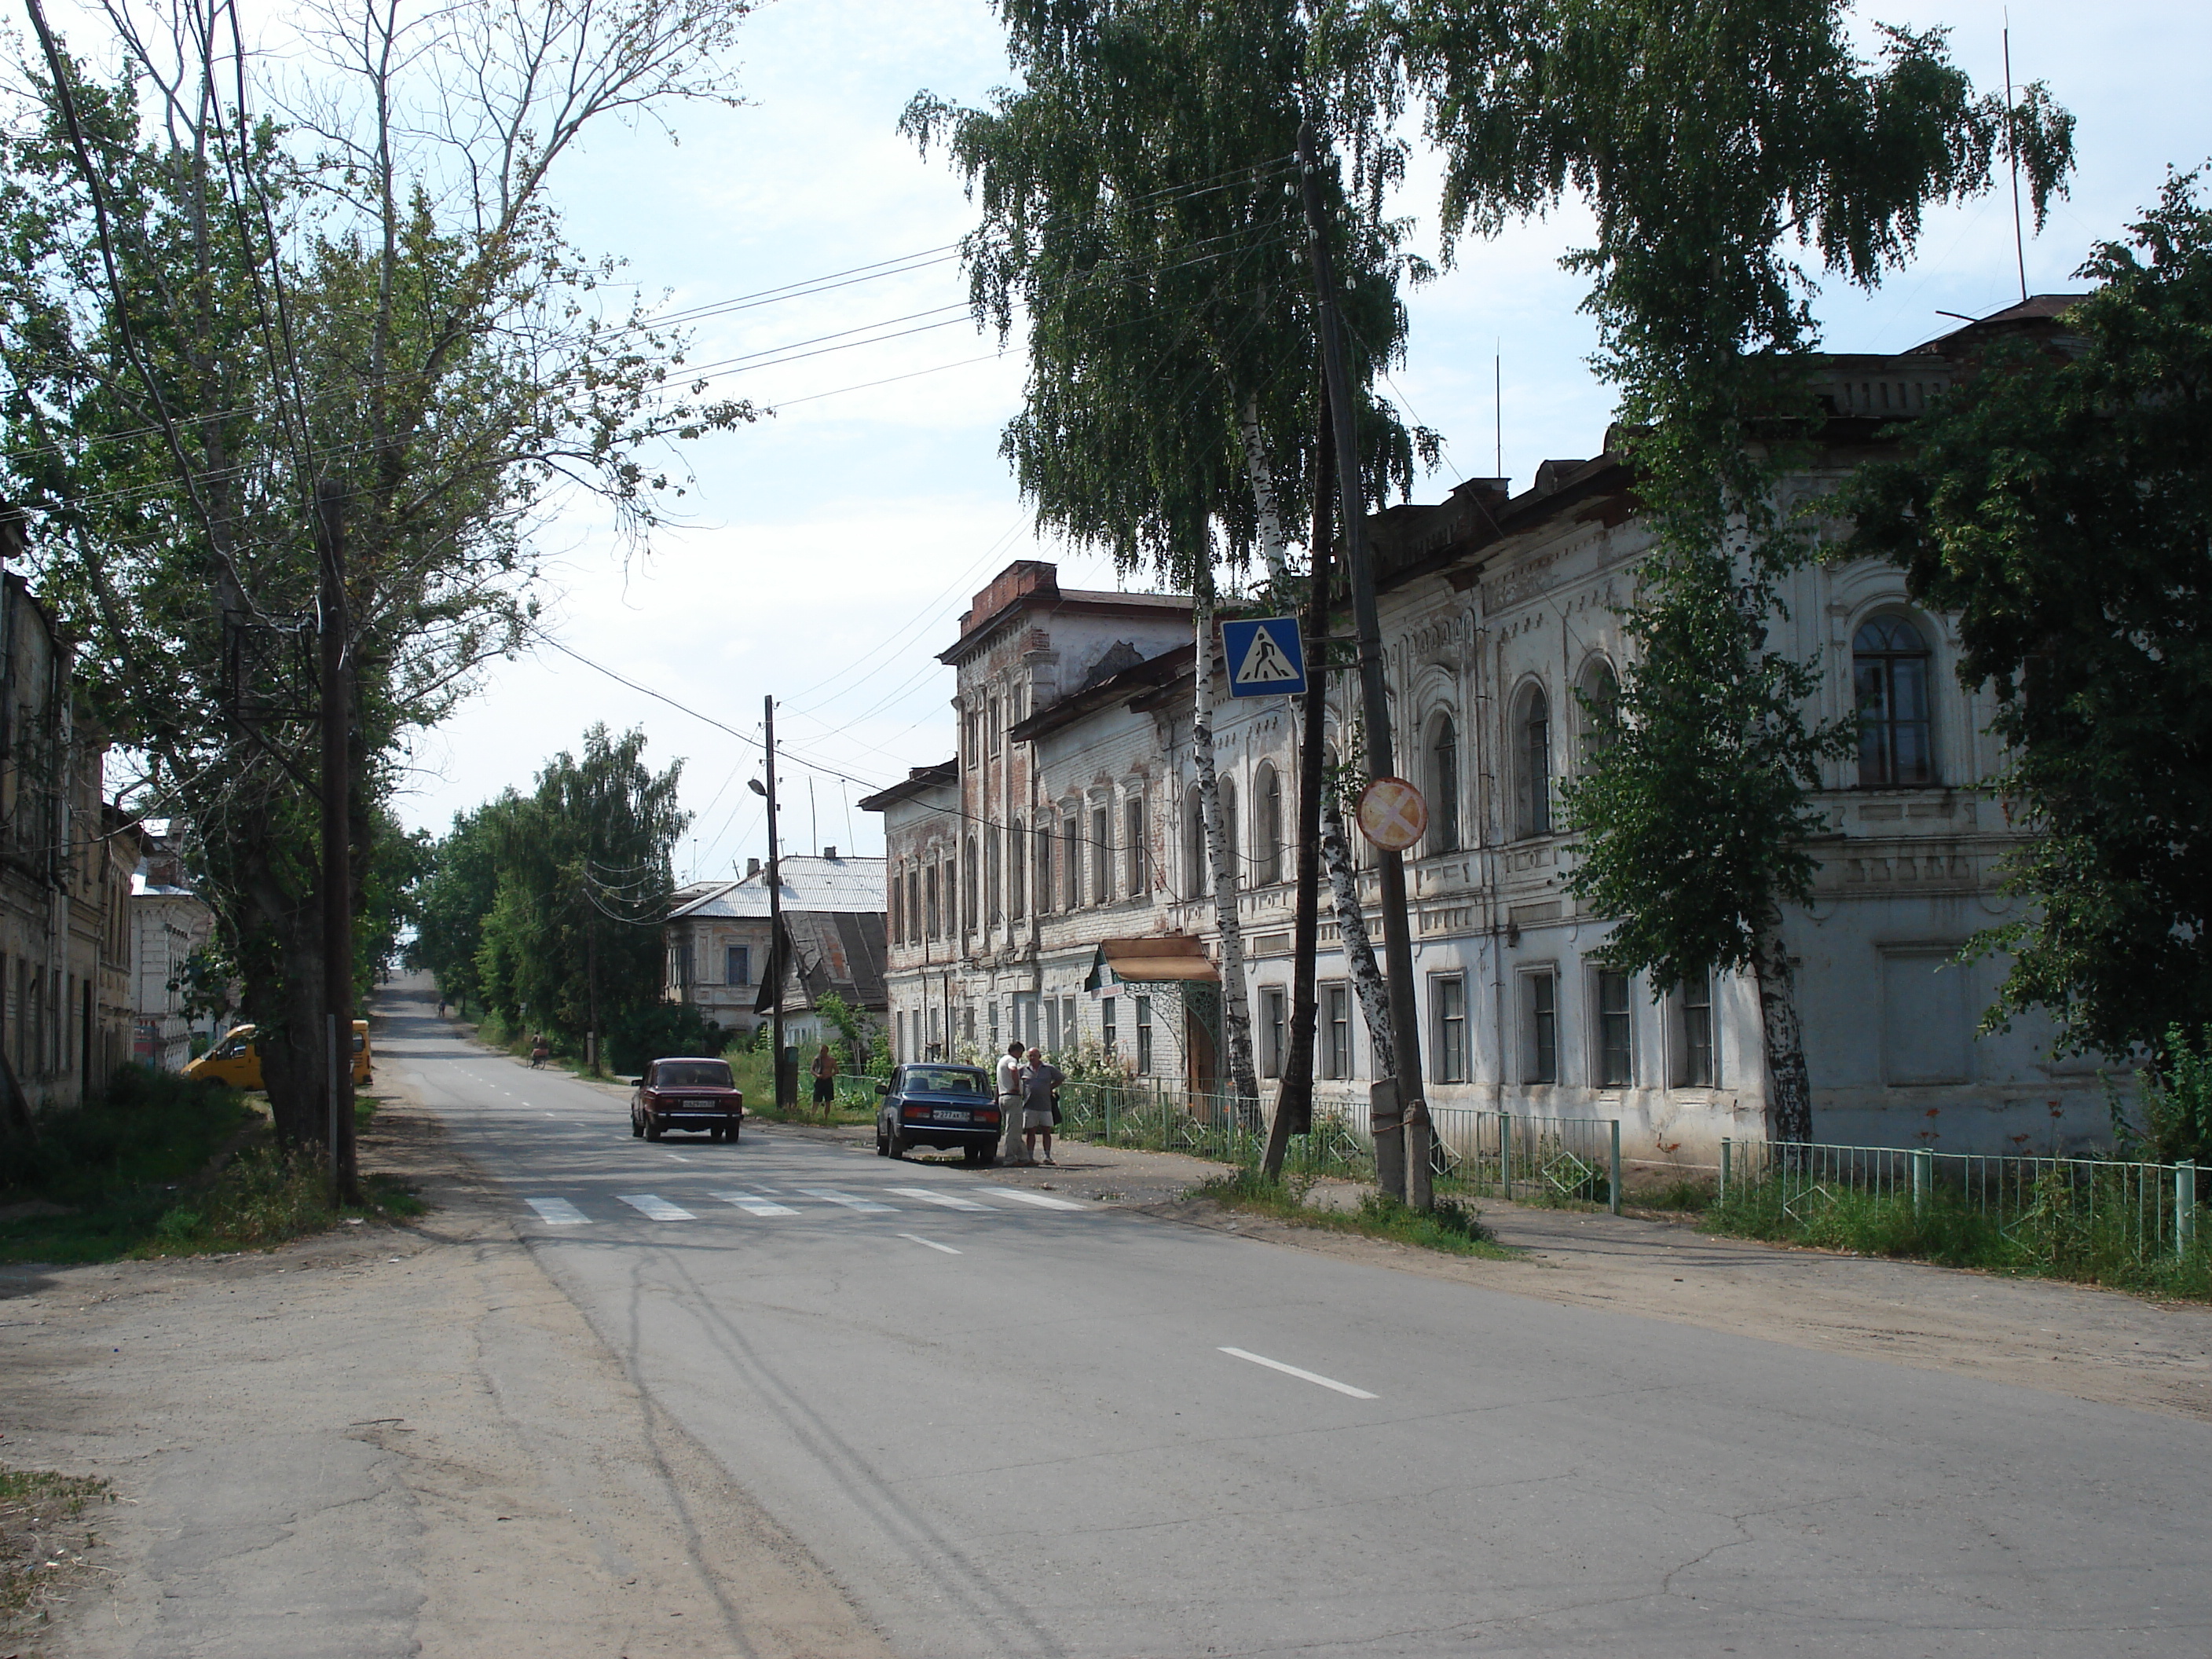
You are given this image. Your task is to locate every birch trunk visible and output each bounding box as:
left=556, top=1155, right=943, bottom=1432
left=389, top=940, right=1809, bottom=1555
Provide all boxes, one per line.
left=1320, top=789, right=1394, bottom=1079
left=1192, top=577, right=1261, bottom=1116
left=1238, top=392, right=1292, bottom=583
left=1752, top=913, right=1814, bottom=1144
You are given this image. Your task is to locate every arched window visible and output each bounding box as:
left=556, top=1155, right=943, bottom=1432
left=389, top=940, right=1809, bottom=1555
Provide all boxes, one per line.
left=985, top=827, right=1002, bottom=925
left=1515, top=683, right=1552, bottom=837
left=962, top=837, right=979, bottom=929
left=1008, top=817, right=1025, bottom=917
left=1428, top=716, right=1461, bottom=853
left=1218, top=778, right=1239, bottom=892
left=1254, top=764, right=1284, bottom=884
left=1853, top=615, right=1933, bottom=786
left=1577, top=659, right=1619, bottom=770
left=1034, top=819, right=1054, bottom=914
left=906, top=867, right=921, bottom=941
left=1185, top=785, right=1207, bottom=899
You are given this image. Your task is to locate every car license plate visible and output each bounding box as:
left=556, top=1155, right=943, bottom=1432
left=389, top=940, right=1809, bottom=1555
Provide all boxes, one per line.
left=934, top=1108, right=971, bottom=1123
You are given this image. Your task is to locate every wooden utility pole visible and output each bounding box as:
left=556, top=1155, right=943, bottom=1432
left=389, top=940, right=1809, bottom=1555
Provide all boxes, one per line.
left=1297, top=123, right=1430, bottom=1207
left=316, top=478, right=357, bottom=1203
left=764, top=695, right=789, bottom=1108
left=1262, top=385, right=1333, bottom=1179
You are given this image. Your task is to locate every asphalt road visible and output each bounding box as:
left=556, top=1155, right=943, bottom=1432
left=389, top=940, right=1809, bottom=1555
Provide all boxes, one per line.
left=390, top=988, right=2212, bottom=1657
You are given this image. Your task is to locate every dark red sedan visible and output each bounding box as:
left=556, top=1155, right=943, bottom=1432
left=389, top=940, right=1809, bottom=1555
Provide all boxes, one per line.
left=631, top=1057, right=744, bottom=1142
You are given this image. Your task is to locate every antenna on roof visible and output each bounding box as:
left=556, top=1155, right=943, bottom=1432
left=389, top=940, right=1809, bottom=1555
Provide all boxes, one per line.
left=1494, top=342, right=1503, bottom=480
left=2004, top=14, right=2028, bottom=306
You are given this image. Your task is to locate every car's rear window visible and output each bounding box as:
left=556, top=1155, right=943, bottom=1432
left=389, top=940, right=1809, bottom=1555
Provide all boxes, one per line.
left=656, top=1061, right=733, bottom=1088
left=903, top=1068, right=986, bottom=1096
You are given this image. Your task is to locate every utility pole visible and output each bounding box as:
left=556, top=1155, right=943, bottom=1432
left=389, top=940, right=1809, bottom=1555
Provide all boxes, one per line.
left=764, top=695, right=789, bottom=1109
left=1262, top=383, right=1333, bottom=1178
left=1297, top=122, right=1430, bottom=1207
left=317, top=478, right=356, bottom=1205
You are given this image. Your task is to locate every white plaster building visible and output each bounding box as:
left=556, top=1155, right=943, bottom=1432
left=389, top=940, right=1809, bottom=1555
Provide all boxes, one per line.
left=866, top=302, right=2108, bottom=1163
left=130, top=819, right=214, bottom=1071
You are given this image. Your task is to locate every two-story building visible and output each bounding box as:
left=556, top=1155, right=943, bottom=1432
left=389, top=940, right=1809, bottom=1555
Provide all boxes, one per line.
left=663, top=851, right=887, bottom=1043
left=866, top=300, right=2107, bottom=1163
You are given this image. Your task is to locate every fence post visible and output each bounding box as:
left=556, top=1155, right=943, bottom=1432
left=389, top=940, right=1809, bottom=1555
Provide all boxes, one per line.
left=1608, top=1120, right=1621, bottom=1216
left=1499, top=1113, right=1512, bottom=1202
left=2178, top=1162, right=2197, bottom=1260
left=1719, top=1137, right=1731, bottom=1204
left=1912, top=1148, right=1932, bottom=1216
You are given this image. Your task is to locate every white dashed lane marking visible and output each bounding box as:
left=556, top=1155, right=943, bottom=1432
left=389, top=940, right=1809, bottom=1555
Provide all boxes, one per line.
left=525, top=1197, right=591, bottom=1225
left=617, top=1195, right=696, bottom=1221
left=888, top=1187, right=991, bottom=1211
left=898, top=1233, right=962, bottom=1254
left=1218, top=1347, right=1377, bottom=1400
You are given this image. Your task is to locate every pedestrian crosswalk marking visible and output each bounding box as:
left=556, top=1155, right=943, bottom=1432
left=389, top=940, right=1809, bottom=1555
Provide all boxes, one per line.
left=525, top=1197, right=591, bottom=1225
left=712, top=1190, right=800, bottom=1216
left=617, top=1194, right=696, bottom=1221
left=888, top=1187, right=991, bottom=1211
left=972, top=1185, right=1086, bottom=1210
left=793, top=1186, right=896, bottom=1214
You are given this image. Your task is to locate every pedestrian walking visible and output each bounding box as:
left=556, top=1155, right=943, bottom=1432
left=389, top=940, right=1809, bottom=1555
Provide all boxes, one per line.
left=995, top=1040, right=1025, bottom=1164
left=811, top=1043, right=837, bottom=1117
left=1020, top=1046, right=1064, bottom=1166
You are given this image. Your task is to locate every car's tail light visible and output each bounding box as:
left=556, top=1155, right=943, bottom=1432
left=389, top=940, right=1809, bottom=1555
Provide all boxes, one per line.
left=977, top=1109, right=1000, bottom=1124
left=903, top=1105, right=929, bottom=1120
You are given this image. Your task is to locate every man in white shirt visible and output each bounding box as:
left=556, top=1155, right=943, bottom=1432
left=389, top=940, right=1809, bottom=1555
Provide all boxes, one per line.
left=994, top=1041, right=1026, bottom=1165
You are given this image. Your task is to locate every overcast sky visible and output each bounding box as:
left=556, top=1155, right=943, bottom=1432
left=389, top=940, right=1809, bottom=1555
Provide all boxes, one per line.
left=394, top=0, right=2212, bottom=882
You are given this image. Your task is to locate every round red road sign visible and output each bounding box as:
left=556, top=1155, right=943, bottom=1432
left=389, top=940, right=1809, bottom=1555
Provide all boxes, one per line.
left=1356, top=777, right=1428, bottom=851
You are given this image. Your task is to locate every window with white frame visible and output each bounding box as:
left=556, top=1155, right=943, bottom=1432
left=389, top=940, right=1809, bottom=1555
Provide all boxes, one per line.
left=1431, top=974, right=1467, bottom=1083
left=1063, top=812, right=1082, bottom=910
left=1429, top=716, right=1461, bottom=853
left=1136, top=995, right=1153, bottom=1074
left=1254, top=764, right=1283, bottom=884
left=1522, top=970, right=1558, bottom=1084
left=1101, top=995, right=1117, bottom=1056
left=1035, top=821, right=1054, bottom=914
left=1185, top=785, right=1207, bottom=899
left=1322, top=983, right=1352, bottom=1079
left=1854, top=615, right=1935, bottom=786
left=1093, top=804, right=1111, bottom=903
left=1515, top=683, right=1552, bottom=837
left=1009, top=817, right=1026, bottom=917
left=1593, top=967, right=1633, bottom=1087
left=1261, top=986, right=1287, bottom=1079
left=1577, top=658, right=1619, bottom=771
left=1679, top=971, right=1716, bottom=1086
left=1126, top=793, right=1147, bottom=894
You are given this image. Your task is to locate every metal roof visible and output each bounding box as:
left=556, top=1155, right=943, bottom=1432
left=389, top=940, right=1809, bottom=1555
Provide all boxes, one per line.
left=666, top=855, right=884, bottom=921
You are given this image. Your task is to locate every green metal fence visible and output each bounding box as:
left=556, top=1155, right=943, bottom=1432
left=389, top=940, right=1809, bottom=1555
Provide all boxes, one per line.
left=1719, top=1137, right=2205, bottom=1264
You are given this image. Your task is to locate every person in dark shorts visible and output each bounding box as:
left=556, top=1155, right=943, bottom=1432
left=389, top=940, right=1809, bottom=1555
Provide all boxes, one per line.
left=810, top=1044, right=837, bottom=1115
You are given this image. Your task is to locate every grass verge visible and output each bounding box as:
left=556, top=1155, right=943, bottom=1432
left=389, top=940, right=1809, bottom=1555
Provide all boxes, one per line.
left=1196, top=1168, right=1519, bottom=1259
left=1, top=1463, right=112, bottom=1629
left=1705, top=1180, right=2212, bottom=1302
left=0, top=1066, right=423, bottom=1265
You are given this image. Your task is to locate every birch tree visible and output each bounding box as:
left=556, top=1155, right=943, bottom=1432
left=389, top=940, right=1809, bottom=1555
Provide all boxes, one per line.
left=905, top=0, right=1425, bottom=1113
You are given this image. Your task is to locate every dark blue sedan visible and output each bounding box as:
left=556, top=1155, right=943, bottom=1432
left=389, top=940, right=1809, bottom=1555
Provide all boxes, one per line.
left=875, top=1064, right=1002, bottom=1163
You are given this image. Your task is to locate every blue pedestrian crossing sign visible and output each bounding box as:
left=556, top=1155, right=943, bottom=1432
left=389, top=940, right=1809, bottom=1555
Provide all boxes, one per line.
left=1221, top=616, right=1307, bottom=698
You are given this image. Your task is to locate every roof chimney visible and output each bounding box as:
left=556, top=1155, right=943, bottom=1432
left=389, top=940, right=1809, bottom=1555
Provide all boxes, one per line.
left=745, top=857, right=760, bottom=878
left=822, top=845, right=838, bottom=859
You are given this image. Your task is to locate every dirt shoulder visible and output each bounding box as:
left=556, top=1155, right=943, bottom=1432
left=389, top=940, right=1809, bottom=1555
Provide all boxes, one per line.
left=0, top=1086, right=892, bottom=1659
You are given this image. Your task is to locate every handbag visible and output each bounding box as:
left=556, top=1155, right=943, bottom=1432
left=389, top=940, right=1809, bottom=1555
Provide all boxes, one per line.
left=1050, top=1093, right=1063, bottom=1126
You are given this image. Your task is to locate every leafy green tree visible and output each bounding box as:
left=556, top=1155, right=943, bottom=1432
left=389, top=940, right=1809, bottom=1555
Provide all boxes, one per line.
left=1844, top=178, right=2212, bottom=1064
left=1397, top=0, right=2071, bottom=1139
left=463, top=726, right=688, bottom=1070
left=906, top=0, right=1425, bottom=1111
left=1, top=0, right=751, bottom=1155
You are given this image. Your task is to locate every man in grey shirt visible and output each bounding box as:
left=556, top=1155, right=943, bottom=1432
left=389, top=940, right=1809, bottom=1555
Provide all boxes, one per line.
left=1020, top=1047, right=1064, bottom=1166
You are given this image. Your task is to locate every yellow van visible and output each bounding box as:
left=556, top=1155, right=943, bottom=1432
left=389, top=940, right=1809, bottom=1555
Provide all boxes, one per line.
left=186, top=1020, right=372, bottom=1090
